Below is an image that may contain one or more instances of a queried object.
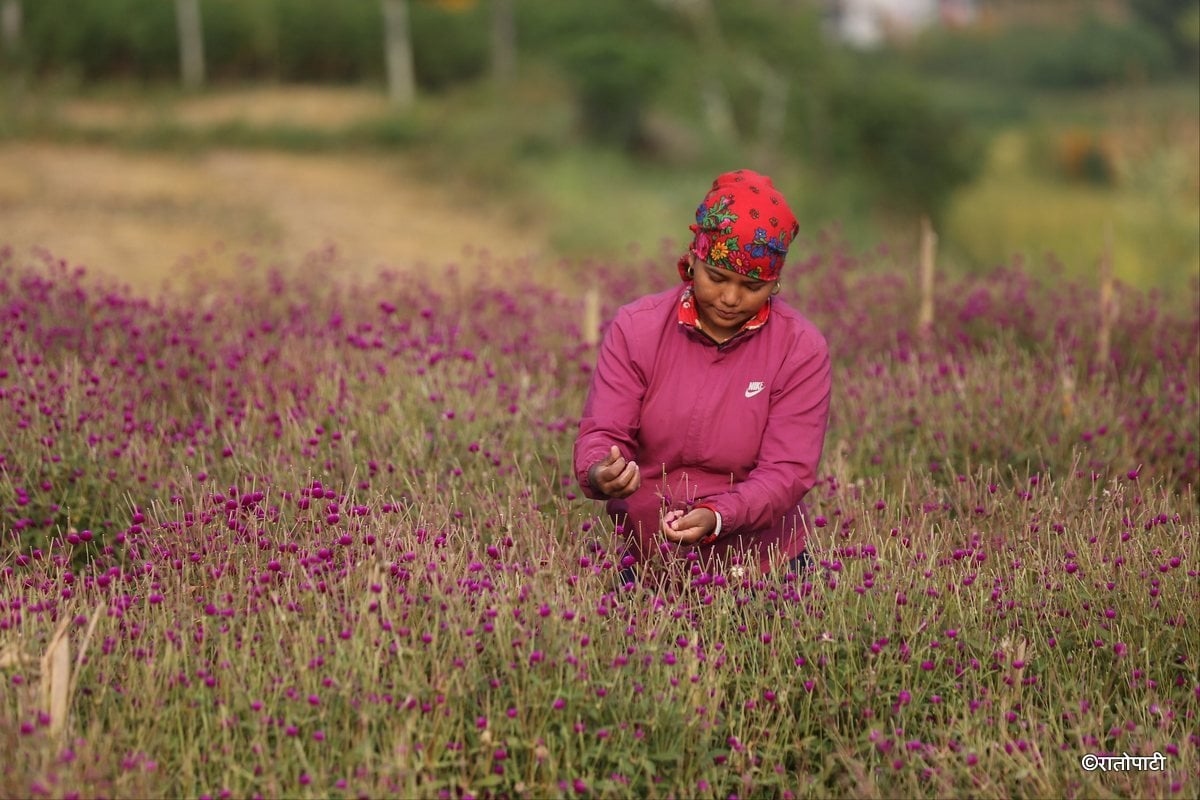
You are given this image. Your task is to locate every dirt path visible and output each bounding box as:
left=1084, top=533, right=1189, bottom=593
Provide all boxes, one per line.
left=0, top=139, right=549, bottom=292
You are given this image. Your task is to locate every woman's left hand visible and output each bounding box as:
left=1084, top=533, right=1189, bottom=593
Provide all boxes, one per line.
left=661, top=507, right=718, bottom=545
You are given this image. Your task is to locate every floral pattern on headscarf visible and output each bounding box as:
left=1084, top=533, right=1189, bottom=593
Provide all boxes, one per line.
left=677, top=169, right=799, bottom=282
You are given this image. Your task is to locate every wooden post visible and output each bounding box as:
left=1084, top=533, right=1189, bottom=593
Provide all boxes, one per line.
left=1096, top=223, right=1117, bottom=369
left=382, top=0, right=417, bottom=108
left=917, top=215, right=937, bottom=337
left=175, top=0, right=205, bottom=90
left=1059, top=352, right=1076, bottom=420
left=1, top=0, right=21, bottom=58
left=490, top=0, right=516, bottom=84
left=583, top=287, right=600, bottom=347
left=40, top=616, right=71, bottom=740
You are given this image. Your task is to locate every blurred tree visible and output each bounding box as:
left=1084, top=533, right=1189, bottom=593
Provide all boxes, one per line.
left=1032, top=15, right=1172, bottom=87
left=519, top=0, right=680, bottom=151
left=1, top=0, right=19, bottom=59
left=22, top=0, right=177, bottom=80
left=908, top=11, right=1173, bottom=89
left=828, top=69, right=982, bottom=224
left=661, top=0, right=737, bottom=143
left=383, top=0, right=416, bottom=106
left=1128, top=0, right=1200, bottom=70
left=567, top=34, right=665, bottom=149
left=175, top=0, right=205, bottom=89
left=712, top=1, right=827, bottom=165
left=409, top=0, right=488, bottom=89
left=707, top=1, right=827, bottom=130
left=659, top=0, right=829, bottom=166
left=272, top=0, right=385, bottom=82
left=199, top=0, right=276, bottom=81
left=491, top=0, right=515, bottom=84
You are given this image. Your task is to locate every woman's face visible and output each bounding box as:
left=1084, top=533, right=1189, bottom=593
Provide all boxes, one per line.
left=689, top=254, right=777, bottom=341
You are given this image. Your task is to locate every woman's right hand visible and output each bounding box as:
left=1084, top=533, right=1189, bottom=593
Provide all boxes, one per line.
left=587, top=445, right=641, bottom=499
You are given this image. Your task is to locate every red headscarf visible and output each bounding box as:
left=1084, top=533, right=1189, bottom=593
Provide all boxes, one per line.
left=678, top=169, right=799, bottom=282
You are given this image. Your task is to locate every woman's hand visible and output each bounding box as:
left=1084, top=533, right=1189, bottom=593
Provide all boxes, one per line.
left=587, top=445, right=641, bottom=499
left=661, top=507, right=718, bottom=545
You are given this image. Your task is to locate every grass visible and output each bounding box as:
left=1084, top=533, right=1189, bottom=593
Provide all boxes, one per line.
left=0, top=234, right=1196, bottom=798
left=947, top=128, right=1199, bottom=295
left=3, top=75, right=1195, bottom=302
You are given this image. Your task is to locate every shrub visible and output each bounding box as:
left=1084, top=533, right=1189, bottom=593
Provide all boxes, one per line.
left=909, top=16, right=1174, bottom=90
left=409, top=0, right=488, bottom=90
left=518, top=0, right=678, bottom=150
left=17, top=0, right=489, bottom=87
left=21, top=0, right=178, bottom=81
left=824, top=69, right=983, bottom=221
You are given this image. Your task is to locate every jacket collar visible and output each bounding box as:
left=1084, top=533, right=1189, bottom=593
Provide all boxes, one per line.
left=676, top=284, right=771, bottom=347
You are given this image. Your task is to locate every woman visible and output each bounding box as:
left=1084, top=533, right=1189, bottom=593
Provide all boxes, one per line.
left=574, top=169, right=832, bottom=580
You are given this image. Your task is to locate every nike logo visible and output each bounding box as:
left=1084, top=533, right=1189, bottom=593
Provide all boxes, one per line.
left=744, top=381, right=765, bottom=398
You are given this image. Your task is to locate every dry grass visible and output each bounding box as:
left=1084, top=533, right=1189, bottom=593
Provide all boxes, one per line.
left=74, top=85, right=394, bottom=130
left=946, top=130, right=1199, bottom=292
left=2, top=85, right=556, bottom=288
left=0, top=141, right=551, bottom=291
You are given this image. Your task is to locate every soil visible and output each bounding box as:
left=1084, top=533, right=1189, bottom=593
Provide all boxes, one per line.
left=0, top=88, right=551, bottom=292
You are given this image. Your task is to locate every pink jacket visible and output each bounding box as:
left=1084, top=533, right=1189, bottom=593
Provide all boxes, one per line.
left=574, top=285, right=832, bottom=574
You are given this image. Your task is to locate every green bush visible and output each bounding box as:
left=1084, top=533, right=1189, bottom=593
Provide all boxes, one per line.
left=561, top=35, right=665, bottom=150
left=1129, top=0, right=1200, bottom=71
left=824, top=68, right=983, bottom=221
left=909, top=16, right=1174, bottom=90
left=1027, top=16, right=1174, bottom=88
left=200, top=0, right=285, bottom=81
left=270, top=0, right=381, bottom=83
left=409, top=1, right=488, bottom=90
left=17, top=0, right=490, bottom=87
left=22, top=0, right=178, bottom=80
left=518, top=0, right=678, bottom=150
left=707, top=0, right=828, bottom=142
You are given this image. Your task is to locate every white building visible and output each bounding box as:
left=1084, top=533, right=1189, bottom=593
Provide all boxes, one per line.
left=828, top=0, right=977, bottom=48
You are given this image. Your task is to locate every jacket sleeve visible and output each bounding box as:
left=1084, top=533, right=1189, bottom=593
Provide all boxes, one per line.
left=573, top=308, right=647, bottom=499
left=704, top=328, right=831, bottom=534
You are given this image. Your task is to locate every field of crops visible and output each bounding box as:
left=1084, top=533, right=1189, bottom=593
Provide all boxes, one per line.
left=0, top=237, right=1197, bottom=798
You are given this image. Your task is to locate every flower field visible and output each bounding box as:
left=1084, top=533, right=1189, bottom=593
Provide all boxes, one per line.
left=1, top=237, right=1197, bottom=799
